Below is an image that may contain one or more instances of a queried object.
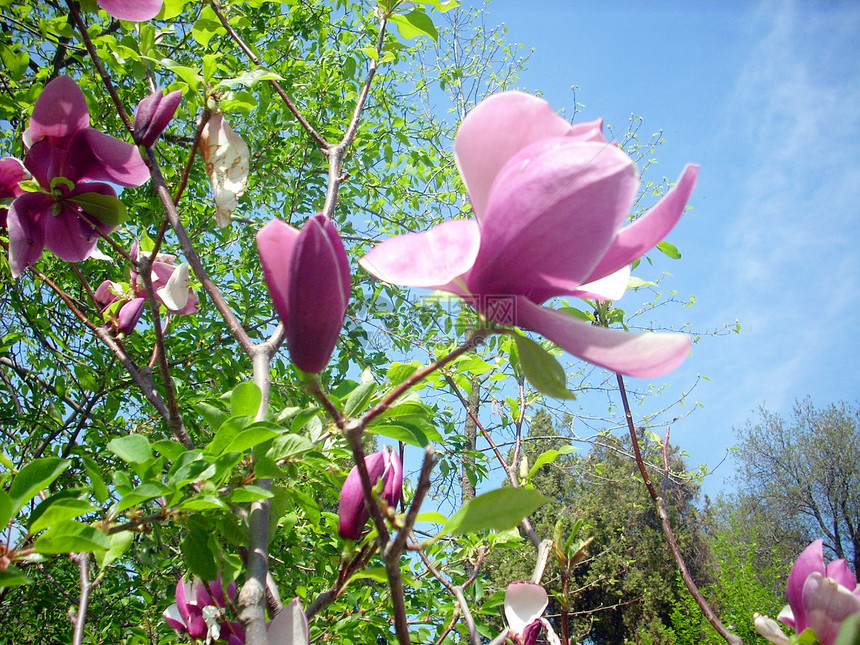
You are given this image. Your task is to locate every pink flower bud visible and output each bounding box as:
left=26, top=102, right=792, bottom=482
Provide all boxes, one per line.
left=256, top=214, right=350, bottom=374
left=116, top=297, right=145, bottom=334
left=133, top=89, right=182, bottom=148
left=337, top=448, right=403, bottom=541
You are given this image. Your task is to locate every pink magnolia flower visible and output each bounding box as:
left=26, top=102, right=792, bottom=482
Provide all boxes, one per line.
left=97, top=0, right=163, bottom=21
left=755, top=540, right=860, bottom=645
left=0, top=157, right=28, bottom=230
left=493, top=582, right=560, bottom=645
left=133, top=89, right=182, bottom=147
left=360, top=92, right=699, bottom=378
left=129, top=244, right=198, bottom=315
left=8, top=76, right=149, bottom=277
left=337, top=447, right=403, bottom=541
left=163, top=576, right=238, bottom=641
left=256, top=214, right=351, bottom=374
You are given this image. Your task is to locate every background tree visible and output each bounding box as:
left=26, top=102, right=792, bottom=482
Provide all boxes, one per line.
left=728, top=399, right=860, bottom=573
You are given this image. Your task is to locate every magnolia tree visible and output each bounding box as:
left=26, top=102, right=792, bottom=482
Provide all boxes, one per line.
left=2, top=1, right=856, bottom=644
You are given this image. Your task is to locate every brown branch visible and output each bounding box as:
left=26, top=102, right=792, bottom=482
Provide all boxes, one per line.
left=615, top=372, right=743, bottom=645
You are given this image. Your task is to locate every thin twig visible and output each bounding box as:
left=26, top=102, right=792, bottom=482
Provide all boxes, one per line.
left=615, top=372, right=743, bottom=645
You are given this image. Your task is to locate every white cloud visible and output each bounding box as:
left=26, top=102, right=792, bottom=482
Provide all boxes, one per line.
left=718, top=0, right=860, bottom=401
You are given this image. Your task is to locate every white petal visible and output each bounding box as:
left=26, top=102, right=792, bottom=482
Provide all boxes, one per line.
left=754, top=613, right=790, bottom=645
left=541, top=617, right=562, bottom=645
left=504, top=582, right=548, bottom=636
left=266, top=597, right=309, bottom=645
left=200, top=113, right=249, bottom=228
left=574, top=266, right=631, bottom=301
left=157, top=262, right=190, bottom=311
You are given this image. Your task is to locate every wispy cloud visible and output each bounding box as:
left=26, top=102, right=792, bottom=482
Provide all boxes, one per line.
left=716, top=0, right=860, bottom=410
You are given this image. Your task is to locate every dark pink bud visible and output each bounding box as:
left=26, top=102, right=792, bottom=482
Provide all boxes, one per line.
left=521, top=620, right=542, bottom=645
left=257, top=214, right=350, bottom=374
left=337, top=448, right=402, bottom=541
left=116, top=297, right=145, bottom=334
left=133, top=89, right=182, bottom=148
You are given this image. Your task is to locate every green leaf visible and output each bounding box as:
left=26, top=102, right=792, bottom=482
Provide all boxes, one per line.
left=206, top=415, right=253, bottom=457
left=181, top=527, right=218, bottom=580
left=28, top=496, right=97, bottom=534
left=218, top=67, right=283, bottom=89
left=219, top=422, right=281, bottom=456
left=195, top=401, right=228, bottom=432
left=178, top=494, right=229, bottom=511
left=107, top=435, right=153, bottom=464
left=344, top=369, right=377, bottom=417
left=96, top=530, right=134, bottom=568
left=78, top=453, right=108, bottom=504
left=151, top=440, right=187, bottom=461
left=367, top=423, right=428, bottom=448
left=227, top=485, right=274, bottom=503
left=390, top=10, right=438, bottom=41
left=349, top=566, right=419, bottom=588
left=834, top=613, right=860, bottom=645
left=0, top=44, right=29, bottom=80
left=656, top=240, right=682, bottom=259
left=513, top=335, right=576, bottom=399
left=440, top=488, right=548, bottom=537
left=191, top=5, right=226, bottom=46
left=627, top=276, right=656, bottom=290
left=68, top=192, right=128, bottom=227
left=34, top=521, right=109, bottom=554
left=230, top=382, right=262, bottom=418
left=527, top=445, right=577, bottom=480
left=0, top=491, right=13, bottom=530
left=9, top=458, right=71, bottom=513
left=264, top=434, right=314, bottom=462
left=0, top=566, right=31, bottom=588
left=116, top=482, right=172, bottom=513
left=792, top=628, right=822, bottom=645
left=168, top=452, right=215, bottom=489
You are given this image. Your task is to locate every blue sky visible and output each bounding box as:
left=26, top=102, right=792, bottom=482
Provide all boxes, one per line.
left=458, top=0, right=860, bottom=494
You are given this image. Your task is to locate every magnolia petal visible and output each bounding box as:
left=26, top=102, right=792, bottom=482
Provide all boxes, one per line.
left=786, top=540, right=826, bottom=631
left=382, top=447, right=403, bottom=510
left=504, top=582, right=548, bottom=636
left=134, top=89, right=182, bottom=147
left=7, top=192, right=49, bottom=277
left=777, top=604, right=796, bottom=630
left=338, top=450, right=388, bottom=541
left=803, top=572, right=860, bottom=645
left=583, top=164, right=699, bottom=285
left=360, top=219, right=479, bottom=293
left=754, top=613, right=790, bottom=645
left=156, top=262, right=191, bottom=312
left=150, top=260, right=198, bottom=314
left=163, top=603, right=187, bottom=633
left=43, top=182, right=116, bottom=263
left=825, top=559, right=858, bottom=592
left=97, top=0, right=163, bottom=21
left=287, top=215, right=350, bottom=373
left=0, top=157, right=27, bottom=199
left=200, top=113, right=249, bottom=227
left=257, top=218, right=301, bottom=323
left=175, top=578, right=195, bottom=627
left=454, top=91, right=606, bottom=220
left=467, top=140, right=637, bottom=298
left=266, top=598, right=309, bottom=645
left=23, top=76, right=89, bottom=148
left=529, top=266, right=631, bottom=305
left=515, top=297, right=691, bottom=378
left=94, top=280, right=123, bottom=309
left=68, top=128, right=149, bottom=187
left=541, top=617, right=562, bottom=645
